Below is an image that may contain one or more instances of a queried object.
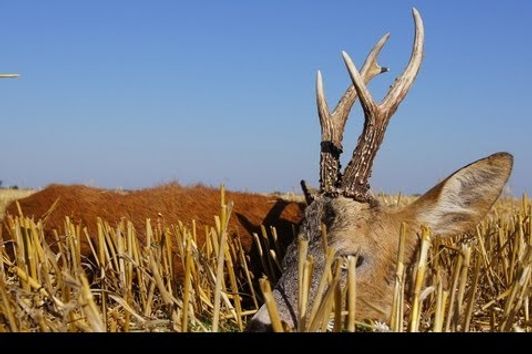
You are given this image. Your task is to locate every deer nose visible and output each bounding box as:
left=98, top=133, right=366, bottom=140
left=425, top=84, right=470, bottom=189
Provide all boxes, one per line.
left=245, top=318, right=273, bottom=332
left=246, top=305, right=273, bottom=332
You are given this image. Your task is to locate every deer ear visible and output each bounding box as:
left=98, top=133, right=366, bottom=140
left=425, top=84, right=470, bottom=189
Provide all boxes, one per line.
left=403, top=152, right=513, bottom=237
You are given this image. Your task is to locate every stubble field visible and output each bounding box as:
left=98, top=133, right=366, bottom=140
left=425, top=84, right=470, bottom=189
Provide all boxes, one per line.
left=0, top=187, right=530, bottom=332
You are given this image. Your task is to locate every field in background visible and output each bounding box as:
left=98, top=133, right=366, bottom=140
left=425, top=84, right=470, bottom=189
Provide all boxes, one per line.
left=0, top=188, right=530, bottom=332
left=0, top=189, right=35, bottom=218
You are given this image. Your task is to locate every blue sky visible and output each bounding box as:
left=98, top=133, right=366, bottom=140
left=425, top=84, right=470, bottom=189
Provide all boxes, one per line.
left=0, top=1, right=531, bottom=195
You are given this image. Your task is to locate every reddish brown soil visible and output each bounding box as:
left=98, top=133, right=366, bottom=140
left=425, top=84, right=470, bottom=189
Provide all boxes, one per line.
left=2, top=183, right=304, bottom=277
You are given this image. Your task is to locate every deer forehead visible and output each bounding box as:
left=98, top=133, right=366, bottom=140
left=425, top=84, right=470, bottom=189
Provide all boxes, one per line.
left=324, top=197, right=378, bottom=228
left=320, top=197, right=403, bottom=253
left=321, top=198, right=379, bottom=245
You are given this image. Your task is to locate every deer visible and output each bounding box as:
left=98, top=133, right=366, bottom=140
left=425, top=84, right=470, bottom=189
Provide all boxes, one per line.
left=246, top=8, right=513, bottom=331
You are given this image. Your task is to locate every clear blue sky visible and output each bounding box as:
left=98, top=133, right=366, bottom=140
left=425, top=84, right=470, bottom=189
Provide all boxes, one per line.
left=1, top=1, right=531, bottom=195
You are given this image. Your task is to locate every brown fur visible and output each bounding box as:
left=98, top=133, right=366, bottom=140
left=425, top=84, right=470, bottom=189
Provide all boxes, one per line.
left=248, top=153, right=513, bottom=330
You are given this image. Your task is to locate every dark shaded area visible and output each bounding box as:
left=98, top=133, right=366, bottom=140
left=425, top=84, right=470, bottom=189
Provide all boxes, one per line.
left=235, top=198, right=305, bottom=309
left=236, top=199, right=304, bottom=279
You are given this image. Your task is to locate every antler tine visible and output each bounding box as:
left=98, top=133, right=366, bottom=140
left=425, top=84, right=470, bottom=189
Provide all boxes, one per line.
left=332, top=32, right=390, bottom=125
left=317, top=35, right=390, bottom=194
left=316, top=70, right=338, bottom=194
left=340, top=8, right=425, bottom=201
left=382, top=8, right=424, bottom=116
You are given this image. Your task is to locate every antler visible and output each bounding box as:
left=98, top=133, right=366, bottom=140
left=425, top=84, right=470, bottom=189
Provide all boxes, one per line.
left=318, top=33, right=390, bottom=195
left=340, top=8, right=424, bottom=202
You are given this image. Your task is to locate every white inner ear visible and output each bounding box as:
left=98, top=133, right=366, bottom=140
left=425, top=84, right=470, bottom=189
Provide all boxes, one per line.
left=415, top=157, right=510, bottom=236
left=417, top=173, right=476, bottom=235
left=441, top=167, right=497, bottom=212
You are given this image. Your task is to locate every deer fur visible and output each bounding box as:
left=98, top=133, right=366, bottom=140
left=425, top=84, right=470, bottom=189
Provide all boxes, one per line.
left=249, top=153, right=513, bottom=331
left=247, top=9, right=514, bottom=331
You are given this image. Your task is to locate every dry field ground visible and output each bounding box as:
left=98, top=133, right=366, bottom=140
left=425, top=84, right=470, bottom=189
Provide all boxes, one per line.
left=0, top=188, right=530, bottom=332
left=0, top=189, right=35, bottom=218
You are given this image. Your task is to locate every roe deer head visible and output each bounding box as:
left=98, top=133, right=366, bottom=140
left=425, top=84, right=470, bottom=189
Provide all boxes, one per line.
left=247, top=8, right=513, bottom=331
